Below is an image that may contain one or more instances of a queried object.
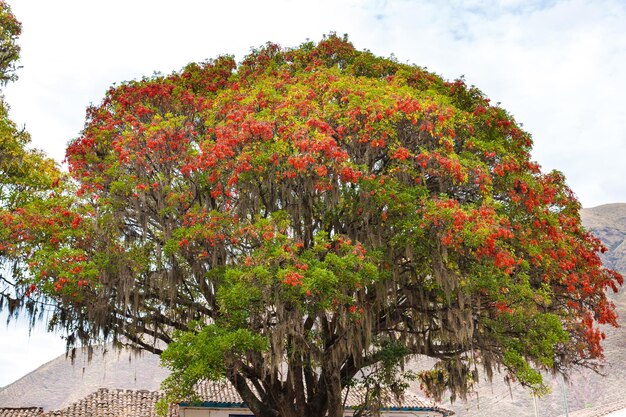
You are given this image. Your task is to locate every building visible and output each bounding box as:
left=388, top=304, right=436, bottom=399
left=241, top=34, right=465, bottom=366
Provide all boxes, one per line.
left=183, top=380, right=453, bottom=417
left=1, top=381, right=453, bottom=417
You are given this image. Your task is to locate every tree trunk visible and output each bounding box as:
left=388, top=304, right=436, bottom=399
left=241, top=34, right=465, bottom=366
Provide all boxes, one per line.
left=324, top=365, right=344, bottom=417
left=228, top=373, right=280, bottom=417
left=229, top=371, right=340, bottom=417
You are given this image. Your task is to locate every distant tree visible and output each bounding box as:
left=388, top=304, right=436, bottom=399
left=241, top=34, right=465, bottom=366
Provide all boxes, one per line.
left=1, top=34, right=622, bottom=417
left=0, top=1, right=21, bottom=86
left=0, top=0, right=59, bottom=320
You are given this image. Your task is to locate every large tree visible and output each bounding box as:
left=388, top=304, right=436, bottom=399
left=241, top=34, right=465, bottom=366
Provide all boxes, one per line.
left=2, top=35, right=622, bottom=417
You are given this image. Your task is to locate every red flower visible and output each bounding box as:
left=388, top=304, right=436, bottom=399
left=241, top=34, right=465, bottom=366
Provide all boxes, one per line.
left=283, top=271, right=304, bottom=287
left=391, top=147, right=410, bottom=160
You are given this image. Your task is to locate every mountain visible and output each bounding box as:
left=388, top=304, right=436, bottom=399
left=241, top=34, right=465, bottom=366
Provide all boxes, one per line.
left=580, top=203, right=626, bottom=273
left=1, top=204, right=625, bottom=415
left=0, top=345, right=168, bottom=410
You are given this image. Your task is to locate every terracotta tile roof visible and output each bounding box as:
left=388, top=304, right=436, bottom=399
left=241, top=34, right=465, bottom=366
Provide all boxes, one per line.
left=343, top=386, right=437, bottom=410
left=560, top=398, right=626, bottom=417
left=193, top=380, right=243, bottom=405
left=45, top=389, right=176, bottom=417
left=0, top=408, right=44, bottom=417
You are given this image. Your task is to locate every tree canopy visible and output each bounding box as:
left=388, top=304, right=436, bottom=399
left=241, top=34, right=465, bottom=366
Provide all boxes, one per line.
left=1, top=34, right=622, bottom=417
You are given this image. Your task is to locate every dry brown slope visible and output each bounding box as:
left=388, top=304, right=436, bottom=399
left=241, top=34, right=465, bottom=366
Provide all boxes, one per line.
left=581, top=203, right=626, bottom=273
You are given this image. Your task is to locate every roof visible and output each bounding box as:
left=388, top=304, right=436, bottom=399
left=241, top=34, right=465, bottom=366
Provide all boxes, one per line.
left=45, top=389, right=176, bottom=417
left=344, top=386, right=440, bottom=411
left=561, top=399, right=626, bottom=417
left=190, top=380, right=454, bottom=415
left=0, top=408, right=44, bottom=417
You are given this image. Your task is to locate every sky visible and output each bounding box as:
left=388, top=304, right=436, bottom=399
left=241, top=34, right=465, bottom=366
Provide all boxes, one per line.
left=1, top=0, right=625, bottom=388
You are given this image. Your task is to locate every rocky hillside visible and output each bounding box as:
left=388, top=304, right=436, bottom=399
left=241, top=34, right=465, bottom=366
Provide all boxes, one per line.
left=1, top=204, right=624, bottom=415
left=581, top=203, right=626, bottom=273
left=0, top=345, right=167, bottom=410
